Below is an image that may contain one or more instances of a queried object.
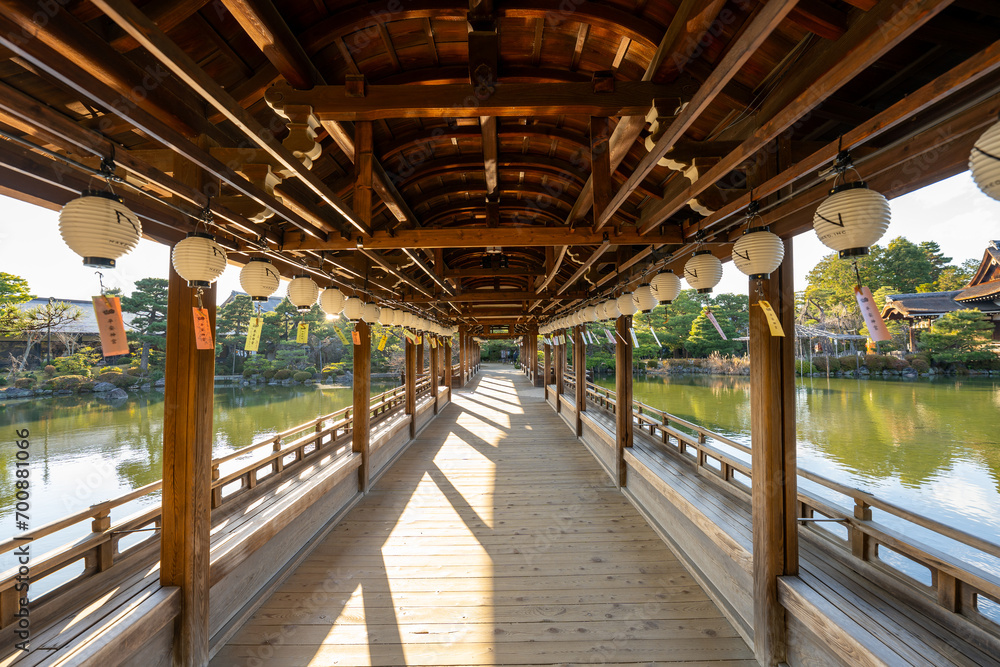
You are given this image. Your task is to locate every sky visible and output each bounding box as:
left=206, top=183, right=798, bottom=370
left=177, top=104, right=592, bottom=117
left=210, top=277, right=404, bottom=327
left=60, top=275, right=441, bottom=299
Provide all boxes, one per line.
left=2, top=171, right=999, bottom=304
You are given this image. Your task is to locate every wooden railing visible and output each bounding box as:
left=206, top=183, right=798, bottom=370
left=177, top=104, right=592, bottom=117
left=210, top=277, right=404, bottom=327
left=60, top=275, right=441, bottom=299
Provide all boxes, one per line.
left=563, top=372, right=576, bottom=396
left=0, top=384, right=409, bottom=629
left=584, top=381, right=1000, bottom=637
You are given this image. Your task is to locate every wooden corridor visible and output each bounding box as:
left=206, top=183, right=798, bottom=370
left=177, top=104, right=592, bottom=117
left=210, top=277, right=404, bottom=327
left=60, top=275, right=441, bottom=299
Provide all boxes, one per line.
left=212, top=365, right=754, bottom=666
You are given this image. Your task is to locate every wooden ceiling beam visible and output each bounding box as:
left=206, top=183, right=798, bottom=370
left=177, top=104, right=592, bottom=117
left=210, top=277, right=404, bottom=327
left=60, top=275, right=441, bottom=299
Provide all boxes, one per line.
left=0, top=13, right=329, bottom=242
left=555, top=241, right=611, bottom=296
left=264, top=81, right=695, bottom=121
left=107, top=0, right=211, bottom=52
left=282, top=226, right=681, bottom=251
left=90, top=0, right=372, bottom=237
left=635, top=0, right=956, bottom=237
left=401, top=289, right=589, bottom=303
left=444, top=267, right=545, bottom=277
left=596, top=0, right=800, bottom=231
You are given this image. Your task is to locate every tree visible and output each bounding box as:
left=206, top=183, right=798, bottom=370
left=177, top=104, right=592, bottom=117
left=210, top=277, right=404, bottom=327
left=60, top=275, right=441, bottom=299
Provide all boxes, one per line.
left=121, top=278, right=169, bottom=371
left=19, top=300, right=83, bottom=365
left=925, top=258, right=978, bottom=291
left=919, top=309, right=996, bottom=364
left=217, top=294, right=255, bottom=373
left=0, top=272, right=32, bottom=305
left=686, top=308, right=740, bottom=357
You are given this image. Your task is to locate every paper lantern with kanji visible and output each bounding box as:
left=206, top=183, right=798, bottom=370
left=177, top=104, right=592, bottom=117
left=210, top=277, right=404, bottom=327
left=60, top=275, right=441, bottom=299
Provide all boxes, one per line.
left=58, top=190, right=142, bottom=268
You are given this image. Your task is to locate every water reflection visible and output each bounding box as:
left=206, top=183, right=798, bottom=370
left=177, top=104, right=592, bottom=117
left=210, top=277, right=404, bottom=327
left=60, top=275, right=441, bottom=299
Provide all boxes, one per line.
left=596, top=373, right=1000, bottom=544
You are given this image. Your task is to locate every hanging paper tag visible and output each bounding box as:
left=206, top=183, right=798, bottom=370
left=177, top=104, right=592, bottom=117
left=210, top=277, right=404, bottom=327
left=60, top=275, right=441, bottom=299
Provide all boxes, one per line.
left=629, top=327, right=639, bottom=347
left=605, top=329, right=615, bottom=344
left=854, top=285, right=891, bottom=341
left=650, top=327, right=662, bottom=348
left=429, top=336, right=437, bottom=349
left=758, top=301, right=785, bottom=337
left=403, top=329, right=416, bottom=342
left=245, top=316, right=264, bottom=351
left=416, top=335, right=423, bottom=345
left=377, top=334, right=388, bottom=351
left=334, top=326, right=349, bottom=344
left=296, top=321, right=310, bottom=344
left=92, top=295, right=129, bottom=357
left=192, top=307, right=214, bottom=350
left=351, top=330, right=361, bottom=345
left=705, top=310, right=727, bottom=340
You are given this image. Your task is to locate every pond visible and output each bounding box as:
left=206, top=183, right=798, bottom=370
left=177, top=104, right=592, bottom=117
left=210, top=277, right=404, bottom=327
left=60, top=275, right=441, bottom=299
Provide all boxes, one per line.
left=596, top=373, right=1000, bottom=581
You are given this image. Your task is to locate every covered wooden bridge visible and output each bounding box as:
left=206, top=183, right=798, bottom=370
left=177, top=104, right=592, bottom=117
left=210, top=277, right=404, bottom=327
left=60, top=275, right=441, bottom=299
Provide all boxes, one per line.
left=0, top=0, right=999, bottom=665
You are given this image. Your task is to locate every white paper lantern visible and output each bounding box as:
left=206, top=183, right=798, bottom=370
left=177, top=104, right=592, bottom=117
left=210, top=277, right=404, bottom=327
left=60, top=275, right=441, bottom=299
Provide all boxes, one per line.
left=732, top=228, right=785, bottom=279
left=970, top=118, right=1000, bottom=201
left=651, top=270, right=681, bottom=303
left=239, top=258, right=280, bottom=301
left=634, top=284, right=658, bottom=313
left=379, top=308, right=396, bottom=326
left=583, top=305, right=598, bottom=322
left=58, top=190, right=142, bottom=268
left=398, top=311, right=412, bottom=328
left=617, top=292, right=638, bottom=316
left=813, top=182, right=891, bottom=258
left=172, top=233, right=227, bottom=288
left=684, top=251, right=723, bottom=293
left=320, top=287, right=345, bottom=316
left=343, top=297, right=364, bottom=321
left=287, top=275, right=319, bottom=312
left=361, top=303, right=380, bottom=323
left=601, top=299, right=620, bottom=320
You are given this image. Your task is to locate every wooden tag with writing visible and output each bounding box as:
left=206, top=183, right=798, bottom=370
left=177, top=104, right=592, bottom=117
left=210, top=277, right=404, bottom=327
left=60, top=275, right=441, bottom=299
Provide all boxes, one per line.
left=854, top=285, right=891, bottom=342
left=92, top=295, right=129, bottom=357
left=192, top=307, right=214, bottom=350
left=351, top=330, right=361, bottom=345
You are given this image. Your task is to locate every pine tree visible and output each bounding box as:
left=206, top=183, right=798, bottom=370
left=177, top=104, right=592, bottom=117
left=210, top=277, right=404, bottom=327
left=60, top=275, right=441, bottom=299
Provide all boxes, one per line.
left=121, top=278, right=169, bottom=371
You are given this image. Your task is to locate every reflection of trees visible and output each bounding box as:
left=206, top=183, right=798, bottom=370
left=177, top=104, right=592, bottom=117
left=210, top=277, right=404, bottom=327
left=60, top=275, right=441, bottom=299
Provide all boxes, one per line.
left=600, top=375, right=1000, bottom=492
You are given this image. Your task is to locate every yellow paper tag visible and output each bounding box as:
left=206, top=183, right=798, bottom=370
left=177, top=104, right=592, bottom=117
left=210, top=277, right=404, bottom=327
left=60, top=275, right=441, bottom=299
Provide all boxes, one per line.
left=335, top=326, right=349, bottom=344
left=245, top=316, right=263, bottom=351
left=192, top=307, right=214, bottom=350
left=403, top=329, right=416, bottom=342
left=758, top=300, right=785, bottom=337
left=377, top=334, right=388, bottom=351
left=92, top=295, right=130, bottom=357
left=296, top=321, right=309, bottom=344
left=416, top=335, right=423, bottom=345
left=429, top=336, right=437, bottom=349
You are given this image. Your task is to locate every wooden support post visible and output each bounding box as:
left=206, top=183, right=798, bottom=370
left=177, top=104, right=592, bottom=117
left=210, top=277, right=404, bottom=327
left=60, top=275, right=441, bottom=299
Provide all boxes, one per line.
left=405, top=334, right=417, bottom=437
left=458, top=325, right=467, bottom=387
left=543, top=339, right=552, bottom=388
left=444, top=337, right=452, bottom=397
left=575, top=324, right=586, bottom=436
left=555, top=331, right=564, bottom=411
left=749, top=239, right=798, bottom=667
left=615, top=315, right=632, bottom=488
left=353, top=320, right=371, bottom=493
left=416, top=336, right=424, bottom=377
left=161, top=265, right=215, bottom=667
left=430, top=336, right=439, bottom=414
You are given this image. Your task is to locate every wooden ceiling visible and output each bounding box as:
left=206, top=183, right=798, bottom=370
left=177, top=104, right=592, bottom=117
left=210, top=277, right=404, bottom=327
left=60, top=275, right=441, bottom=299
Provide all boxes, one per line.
left=0, top=0, right=997, bottom=325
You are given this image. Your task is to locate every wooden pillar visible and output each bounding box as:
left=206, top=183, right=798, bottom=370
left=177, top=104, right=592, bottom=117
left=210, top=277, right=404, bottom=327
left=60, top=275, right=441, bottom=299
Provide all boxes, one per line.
left=458, top=326, right=467, bottom=387
left=161, top=267, right=214, bottom=667
left=555, top=330, right=564, bottom=411
left=531, top=329, right=542, bottom=387
left=405, top=333, right=416, bottom=437
left=430, top=336, right=439, bottom=414
left=615, top=315, right=633, bottom=488
left=574, top=324, right=586, bottom=436
left=543, top=339, right=552, bottom=387
left=353, top=320, right=371, bottom=493
left=749, top=239, right=798, bottom=666
left=444, top=337, right=452, bottom=396
left=416, top=336, right=424, bottom=377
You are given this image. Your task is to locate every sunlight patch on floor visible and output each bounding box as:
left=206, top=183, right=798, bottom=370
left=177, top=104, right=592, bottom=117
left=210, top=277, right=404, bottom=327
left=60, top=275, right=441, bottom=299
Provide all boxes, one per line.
left=318, top=584, right=371, bottom=665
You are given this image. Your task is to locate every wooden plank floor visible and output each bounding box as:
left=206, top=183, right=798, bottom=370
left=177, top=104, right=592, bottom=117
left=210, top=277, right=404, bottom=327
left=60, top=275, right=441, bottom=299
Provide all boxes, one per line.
left=212, top=365, right=755, bottom=666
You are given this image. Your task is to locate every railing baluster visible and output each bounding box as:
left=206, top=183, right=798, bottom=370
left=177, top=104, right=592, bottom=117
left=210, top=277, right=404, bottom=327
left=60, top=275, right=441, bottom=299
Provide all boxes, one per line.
left=92, top=510, right=112, bottom=572
left=852, top=498, right=872, bottom=560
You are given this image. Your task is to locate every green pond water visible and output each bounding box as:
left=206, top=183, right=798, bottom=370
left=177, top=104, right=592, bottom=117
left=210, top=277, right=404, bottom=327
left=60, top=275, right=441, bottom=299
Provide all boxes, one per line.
left=597, top=373, right=1000, bottom=582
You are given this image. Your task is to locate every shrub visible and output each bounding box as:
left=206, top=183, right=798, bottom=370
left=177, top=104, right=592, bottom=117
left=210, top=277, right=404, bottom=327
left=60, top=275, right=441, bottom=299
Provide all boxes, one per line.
left=14, top=378, right=35, bottom=389
left=76, top=380, right=97, bottom=392
left=910, top=358, right=930, bottom=373
left=840, top=356, right=860, bottom=371
left=646, top=359, right=658, bottom=369
left=242, top=369, right=254, bottom=378
left=812, top=356, right=841, bottom=373
left=99, top=366, right=122, bottom=374
left=43, top=364, right=57, bottom=377
left=0, top=377, right=6, bottom=386
left=263, top=370, right=277, bottom=380
left=148, top=370, right=164, bottom=383
left=885, top=356, right=910, bottom=371
left=126, top=366, right=144, bottom=377
left=97, top=372, right=135, bottom=388
left=864, top=354, right=888, bottom=372
left=303, top=366, right=318, bottom=375
left=53, top=353, right=93, bottom=377
left=52, top=375, right=85, bottom=391
left=796, top=360, right=816, bottom=375
left=292, top=371, right=312, bottom=382
left=274, top=369, right=293, bottom=381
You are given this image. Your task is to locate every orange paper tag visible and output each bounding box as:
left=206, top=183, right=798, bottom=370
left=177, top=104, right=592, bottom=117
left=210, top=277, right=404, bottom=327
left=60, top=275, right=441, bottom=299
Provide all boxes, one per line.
left=92, top=295, right=129, bottom=357
left=192, top=307, right=214, bottom=350
left=351, top=330, right=361, bottom=345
